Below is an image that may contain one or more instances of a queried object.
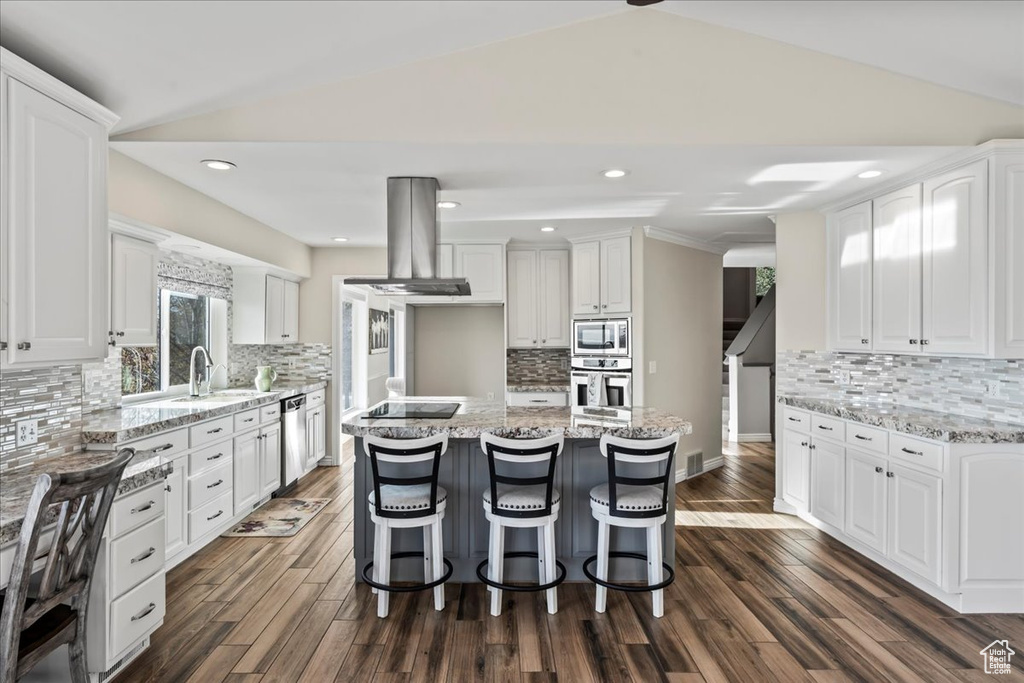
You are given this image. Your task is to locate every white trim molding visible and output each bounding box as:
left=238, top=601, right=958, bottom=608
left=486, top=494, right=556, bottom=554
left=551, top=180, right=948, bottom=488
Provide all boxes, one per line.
left=566, top=228, right=634, bottom=244
left=675, top=455, right=725, bottom=483
left=642, top=226, right=729, bottom=255
left=736, top=433, right=774, bottom=443
left=109, top=218, right=167, bottom=245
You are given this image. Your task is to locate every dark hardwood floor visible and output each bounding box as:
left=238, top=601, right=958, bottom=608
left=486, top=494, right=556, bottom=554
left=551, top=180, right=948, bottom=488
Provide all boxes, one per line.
left=117, top=441, right=1024, bottom=682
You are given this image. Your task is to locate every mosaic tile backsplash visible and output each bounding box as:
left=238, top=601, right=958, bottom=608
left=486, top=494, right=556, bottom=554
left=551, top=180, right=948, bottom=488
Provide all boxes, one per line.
left=229, top=343, right=333, bottom=388
left=0, top=366, right=84, bottom=472
left=506, top=348, right=570, bottom=386
left=777, top=350, right=1024, bottom=425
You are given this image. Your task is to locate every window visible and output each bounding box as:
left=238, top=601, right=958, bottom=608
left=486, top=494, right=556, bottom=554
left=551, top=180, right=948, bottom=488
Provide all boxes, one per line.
left=338, top=286, right=368, bottom=413
left=755, top=266, right=776, bottom=297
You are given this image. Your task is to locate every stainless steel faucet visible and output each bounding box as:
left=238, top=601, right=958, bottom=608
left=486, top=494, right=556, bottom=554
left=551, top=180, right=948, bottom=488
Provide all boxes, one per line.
left=189, top=346, right=213, bottom=397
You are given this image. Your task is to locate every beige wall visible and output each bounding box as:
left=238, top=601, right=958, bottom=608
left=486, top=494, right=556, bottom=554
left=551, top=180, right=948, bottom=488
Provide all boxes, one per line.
left=108, top=151, right=312, bottom=276
left=413, top=306, right=505, bottom=399
left=775, top=212, right=827, bottom=351
left=641, top=237, right=724, bottom=472
left=299, top=247, right=388, bottom=344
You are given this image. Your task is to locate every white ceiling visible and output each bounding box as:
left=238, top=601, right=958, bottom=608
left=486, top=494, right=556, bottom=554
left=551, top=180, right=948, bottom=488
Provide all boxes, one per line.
left=0, top=1, right=1021, bottom=136
left=112, top=141, right=959, bottom=247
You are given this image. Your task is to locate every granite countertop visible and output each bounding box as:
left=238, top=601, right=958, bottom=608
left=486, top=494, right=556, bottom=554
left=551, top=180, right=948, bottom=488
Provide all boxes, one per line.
left=506, top=384, right=570, bottom=393
left=82, top=380, right=328, bottom=444
left=1, top=448, right=173, bottom=546
left=778, top=395, right=1024, bottom=444
left=342, top=397, right=692, bottom=440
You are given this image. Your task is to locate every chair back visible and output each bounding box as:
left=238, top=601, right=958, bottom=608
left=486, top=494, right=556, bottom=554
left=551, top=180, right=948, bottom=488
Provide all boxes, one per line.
left=480, top=433, right=564, bottom=519
left=598, top=434, right=679, bottom=519
left=364, top=435, right=449, bottom=519
left=0, top=448, right=134, bottom=678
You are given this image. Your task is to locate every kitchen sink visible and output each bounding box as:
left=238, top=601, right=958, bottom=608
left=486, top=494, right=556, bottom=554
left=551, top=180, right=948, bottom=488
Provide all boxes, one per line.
left=166, top=390, right=270, bottom=405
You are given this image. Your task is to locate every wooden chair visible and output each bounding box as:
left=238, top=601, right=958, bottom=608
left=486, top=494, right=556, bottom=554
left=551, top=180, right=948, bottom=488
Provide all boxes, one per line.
left=0, top=448, right=134, bottom=683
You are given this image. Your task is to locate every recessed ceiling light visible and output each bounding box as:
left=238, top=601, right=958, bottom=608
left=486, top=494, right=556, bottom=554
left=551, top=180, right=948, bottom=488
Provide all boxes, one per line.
left=602, top=169, right=628, bottom=178
left=857, top=170, right=883, bottom=179
left=201, top=159, right=236, bottom=171
left=437, top=201, right=460, bottom=209
left=333, top=237, right=349, bottom=243
left=540, top=226, right=556, bottom=232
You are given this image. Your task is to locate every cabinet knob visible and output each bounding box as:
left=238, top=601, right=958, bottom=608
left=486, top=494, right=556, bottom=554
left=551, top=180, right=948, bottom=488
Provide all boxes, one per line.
left=886, top=471, right=895, bottom=478
left=109, top=339, right=118, bottom=347
left=0, top=341, right=6, bottom=351
left=800, top=441, right=808, bottom=447
left=541, top=339, right=546, bottom=343
left=116, top=331, right=125, bottom=337
left=861, top=339, right=869, bottom=345
left=16, top=342, right=30, bottom=351
left=592, top=305, right=598, bottom=310
left=909, top=339, right=919, bottom=345
left=602, top=304, right=608, bottom=309
left=920, top=339, right=929, bottom=346
left=874, top=466, right=883, bottom=474
left=532, top=340, right=537, bottom=344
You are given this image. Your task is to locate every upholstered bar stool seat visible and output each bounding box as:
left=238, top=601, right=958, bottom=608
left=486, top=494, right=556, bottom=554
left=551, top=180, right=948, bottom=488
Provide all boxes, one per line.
left=588, top=484, right=662, bottom=511
left=369, top=485, right=449, bottom=512
left=483, top=484, right=561, bottom=512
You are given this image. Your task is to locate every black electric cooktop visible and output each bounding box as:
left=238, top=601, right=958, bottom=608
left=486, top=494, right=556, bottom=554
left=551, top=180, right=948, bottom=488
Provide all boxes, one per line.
left=361, top=402, right=461, bottom=420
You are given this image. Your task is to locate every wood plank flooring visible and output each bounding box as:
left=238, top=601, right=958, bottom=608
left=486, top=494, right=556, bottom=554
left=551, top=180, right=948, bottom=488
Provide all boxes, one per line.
left=118, top=441, right=1024, bottom=682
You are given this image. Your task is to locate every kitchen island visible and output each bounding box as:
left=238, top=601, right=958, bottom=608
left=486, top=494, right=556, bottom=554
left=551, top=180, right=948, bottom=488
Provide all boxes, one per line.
left=342, top=398, right=692, bottom=583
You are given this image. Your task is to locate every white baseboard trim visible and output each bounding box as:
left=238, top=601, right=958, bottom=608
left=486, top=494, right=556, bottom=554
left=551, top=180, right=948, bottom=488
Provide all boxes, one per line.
left=736, top=433, right=773, bottom=443
left=675, top=455, right=724, bottom=483
left=773, top=497, right=799, bottom=515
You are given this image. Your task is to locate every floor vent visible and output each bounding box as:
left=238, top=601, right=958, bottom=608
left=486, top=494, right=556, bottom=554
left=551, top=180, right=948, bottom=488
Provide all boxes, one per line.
left=95, top=637, right=149, bottom=683
left=686, top=451, right=704, bottom=477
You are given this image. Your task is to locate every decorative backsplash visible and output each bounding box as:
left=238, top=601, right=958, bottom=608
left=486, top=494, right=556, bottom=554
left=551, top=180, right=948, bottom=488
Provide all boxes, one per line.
left=229, top=343, right=333, bottom=388
left=0, top=366, right=84, bottom=472
left=506, top=348, right=570, bottom=386
left=777, top=350, right=1024, bottom=425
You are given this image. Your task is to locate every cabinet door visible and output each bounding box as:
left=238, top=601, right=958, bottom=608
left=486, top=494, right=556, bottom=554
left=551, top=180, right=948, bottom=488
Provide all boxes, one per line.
left=265, top=275, right=284, bottom=344
left=315, top=409, right=326, bottom=462
left=781, top=429, right=810, bottom=512
left=844, top=449, right=887, bottom=553
left=572, top=241, right=601, bottom=316
left=922, top=160, right=989, bottom=355
left=600, top=236, right=632, bottom=314
left=283, top=280, right=299, bottom=343
left=827, top=201, right=873, bottom=351
left=809, top=439, right=845, bottom=529
left=455, top=244, right=504, bottom=303
left=164, top=463, right=186, bottom=558
left=6, top=79, right=108, bottom=365
left=233, top=431, right=260, bottom=514
left=506, top=251, right=538, bottom=348
left=538, top=250, right=570, bottom=347
left=888, top=464, right=942, bottom=585
left=111, top=234, right=159, bottom=346
left=260, top=422, right=282, bottom=498
left=305, top=409, right=317, bottom=474
left=872, top=186, right=922, bottom=353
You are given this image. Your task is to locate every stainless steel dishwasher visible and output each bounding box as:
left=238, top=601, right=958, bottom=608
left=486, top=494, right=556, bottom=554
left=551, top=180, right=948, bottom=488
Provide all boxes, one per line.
left=278, top=394, right=307, bottom=495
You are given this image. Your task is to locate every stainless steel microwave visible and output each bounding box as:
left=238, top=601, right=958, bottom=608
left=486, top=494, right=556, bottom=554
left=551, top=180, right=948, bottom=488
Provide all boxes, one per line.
left=572, top=318, right=631, bottom=357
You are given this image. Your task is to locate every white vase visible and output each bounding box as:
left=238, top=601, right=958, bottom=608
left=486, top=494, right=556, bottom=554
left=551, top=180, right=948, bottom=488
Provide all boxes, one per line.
left=254, top=366, right=278, bottom=392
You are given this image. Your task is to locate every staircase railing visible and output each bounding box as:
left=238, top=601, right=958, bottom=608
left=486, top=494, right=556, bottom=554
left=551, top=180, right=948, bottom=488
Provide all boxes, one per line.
left=725, top=285, right=775, bottom=367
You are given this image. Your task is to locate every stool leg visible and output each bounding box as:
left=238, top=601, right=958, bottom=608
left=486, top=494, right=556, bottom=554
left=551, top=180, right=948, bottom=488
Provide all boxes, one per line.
left=595, top=519, right=609, bottom=613
left=647, top=524, right=664, bottom=618
left=378, top=524, right=392, bottom=618
left=422, top=524, right=434, bottom=589
left=489, top=520, right=504, bottom=616
left=431, top=520, right=445, bottom=611
left=371, top=521, right=380, bottom=594
left=543, top=522, right=558, bottom=614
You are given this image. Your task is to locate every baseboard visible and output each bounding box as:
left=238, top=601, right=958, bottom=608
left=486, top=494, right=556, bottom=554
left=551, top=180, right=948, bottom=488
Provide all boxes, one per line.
left=736, top=433, right=773, bottom=443
left=773, top=497, right=799, bottom=515
left=675, top=455, right=724, bottom=483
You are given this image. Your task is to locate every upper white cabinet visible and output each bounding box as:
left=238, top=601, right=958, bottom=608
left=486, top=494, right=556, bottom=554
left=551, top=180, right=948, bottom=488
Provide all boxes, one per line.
left=110, top=234, right=159, bottom=346
left=827, top=201, right=873, bottom=351
left=507, top=249, right=570, bottom=348
left=571, top=234, right=631, bottom=315
left=1, top=49, right=118, bottom=366
left=454, top=244, right=505, bottom=303
left=872, top=185, right=922, bottom=354
left=233, top=270, right=301, bottom=344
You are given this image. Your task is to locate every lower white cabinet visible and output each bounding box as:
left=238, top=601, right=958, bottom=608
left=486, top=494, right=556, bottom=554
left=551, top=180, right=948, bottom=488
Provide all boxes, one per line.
left=234, top=430, right=261, bottom=514
left=506, top=392, right=568, bottom=407
left=809, top=439, right=845, bottom=529
left=306, top=405, right=326, bottom=472
left=163, top=461, right=187, bottom=559
left=260, top=420, right=283, bottom=498
left=887, top=463, right=942, bottom=585
left=844, top=449, right=887, bottom=553
left=781, top=429, right=810, bottom=511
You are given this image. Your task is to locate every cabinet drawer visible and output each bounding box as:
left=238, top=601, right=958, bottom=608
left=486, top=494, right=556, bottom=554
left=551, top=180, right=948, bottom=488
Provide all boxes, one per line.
left=782, top=408, right=810, bottom=433
left=811, top=414, right=845, bottom=441
left=259, top=403, right=281, bottom=424
left=306, top=389, right=326, bottom=408
left=189, top=491, right=234, bottom=543
left=188, top=461, right=233, bottom=510
left=507, top=392, right=568, bottom=407
left=889, top=433, right=944, bottom=473
left=234, top=409, right=260, bottom=432
left=123, top=428, right=188, bottom=459
left=189, top=440, right=233, bottom=474
left=109, top=571, right=165, bottom=657
left=109, top=517, right=165, bottom=598
left=110, top=482, right=165, bottom=538
left=189, top=416, right=234, bottom=448
left=845, top=423, right=888, bottom=454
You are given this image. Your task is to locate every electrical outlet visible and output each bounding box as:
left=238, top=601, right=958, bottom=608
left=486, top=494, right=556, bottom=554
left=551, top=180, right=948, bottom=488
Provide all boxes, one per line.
left=288, top=358, right=297, bottom=369
left=649, top=361, right=657, bottom=374
left=984, top=381, right=1002, bottom=397
left=16, top=419, right=38, bottom=447
left=837, top=370, right=852, bottom=385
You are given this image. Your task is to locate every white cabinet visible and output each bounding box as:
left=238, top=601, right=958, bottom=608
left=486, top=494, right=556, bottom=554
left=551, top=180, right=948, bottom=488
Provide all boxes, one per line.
left=163, top=461, right=186, bottom=559
left=993, top=153, right=1024, bottom=357
left=810, top=439, right=845, bottom=529
left=844, top=449, right=887, bottom=553
left=507, top=249, right=570, bottom=348
left=888, top=463, right=942, bottom=585
left=260, top=421, right=282, bottom=498
left=233, top=430, right=261, bottom=514
left=454, top=244, right=505, bottom=303
left=872, top=186, right=922, bottom=353
left=233, top=270, right=301, bottom=344
left=921, top=161, right=988, bottom=356
left=306, top=404, right=326, bottom=472
left=827, top=201, right=873, bottom=351
left=781, top=429, right=810, bottom=512
left=571, top=235, right=631, bottom=315
left=1, top=52, right=118, bottom=366
left=110, top=234, right=159, bottom=346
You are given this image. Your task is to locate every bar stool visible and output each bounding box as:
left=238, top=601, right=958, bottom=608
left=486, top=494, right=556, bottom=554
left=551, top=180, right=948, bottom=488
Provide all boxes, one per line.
left=476, top=433, right=566, bottom=616
left=361, top=434, right=453, bottom=618
left=583, top=433, right=679, bottom=618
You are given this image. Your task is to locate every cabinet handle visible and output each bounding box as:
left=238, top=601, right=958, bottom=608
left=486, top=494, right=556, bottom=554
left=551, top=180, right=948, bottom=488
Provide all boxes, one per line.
left=152, top=443, right=175, bottom=453
left=529, top=399, right=547, bottom=403
left=861, top=339, right=869, bottom=344
left=207, top=510, right=224, bottom=521
left=886, top=471, right=895, bottom=478
left=109, top=339, right=118, bottom=347
left=920, top=339, right=930, bottom=346
left=854, top=434, right=872, bottom=441
left=809, top=444, right=817, bottom=450
left=116, top=331, right=126, bottom=337
left=131, top=547, right=156, bottom=564
left=131, top=603, right=157, bottom=622
left=909, top=339, right=919, bottom=345
left=800, top=441, right=808, bottom=447
left=207, top=453, right=223, bottom=461
left=16, top=342, right=30, bottom=350
left=0, top=342, right=6, bottom=351
left=874, top=466, right=884, bottom=473
left=207, top=427, right=223, bottom=435
left=131, top=501, right=155, bottom=514
left=787, top=417, right=800, bottom=422
left=165, top=485, right=171, bottom=492
left=817, top=425, right=833, bottom=431
left=901, top=447, right=924, bottom=456
left=243, top=418, right=254, bottom=423
left=207, top=479, right=223, bottom=489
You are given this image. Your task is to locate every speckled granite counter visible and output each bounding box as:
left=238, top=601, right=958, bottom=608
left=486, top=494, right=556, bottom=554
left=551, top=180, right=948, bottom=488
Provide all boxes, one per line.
left=1, top=448, right=173, bottom=546
left=506, top=384, right=570, bottom=393
left=82, top=380, right=328, bottom=444
left=778, top=396, right=1024, bottom=443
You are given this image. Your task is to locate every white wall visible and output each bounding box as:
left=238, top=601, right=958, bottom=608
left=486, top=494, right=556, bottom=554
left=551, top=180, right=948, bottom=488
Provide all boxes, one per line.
left=413, top=306, right=505, bottom=399
left=775, top=212, right=827, bottom=351
left=302, top=247, right=387, bottom=344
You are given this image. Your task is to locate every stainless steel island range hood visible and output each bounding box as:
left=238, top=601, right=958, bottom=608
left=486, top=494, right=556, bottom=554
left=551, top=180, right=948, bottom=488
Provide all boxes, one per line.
left=345, top=177, right=470, bottom=296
